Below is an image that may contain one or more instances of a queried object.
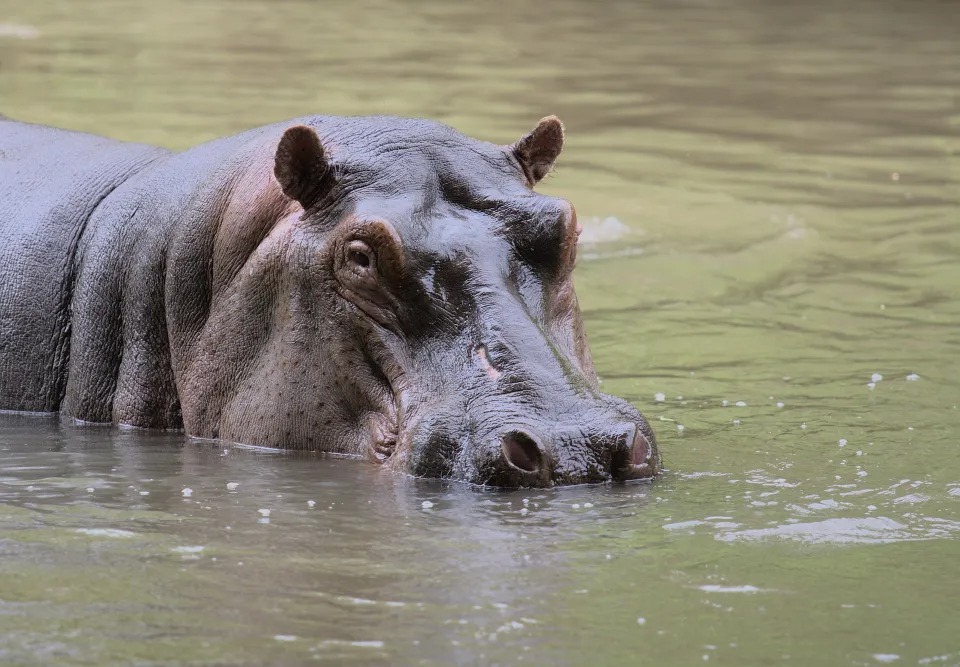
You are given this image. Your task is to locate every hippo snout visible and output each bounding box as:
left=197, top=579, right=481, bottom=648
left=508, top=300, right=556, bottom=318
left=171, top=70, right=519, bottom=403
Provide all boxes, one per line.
left=469, top=418, right=659, bottom=488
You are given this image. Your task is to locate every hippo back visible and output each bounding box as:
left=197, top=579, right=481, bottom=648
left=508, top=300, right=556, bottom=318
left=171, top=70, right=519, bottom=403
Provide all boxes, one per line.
left=0, top=120, right=169, bottom=412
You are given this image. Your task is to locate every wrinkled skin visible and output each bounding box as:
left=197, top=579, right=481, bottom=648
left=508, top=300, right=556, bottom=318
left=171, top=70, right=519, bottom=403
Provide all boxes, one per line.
left=0, top=114, right=660, bottom=487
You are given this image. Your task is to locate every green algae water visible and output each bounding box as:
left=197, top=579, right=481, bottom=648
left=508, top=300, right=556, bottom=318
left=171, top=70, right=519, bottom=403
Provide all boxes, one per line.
left=1, top=0, right=959, bottom=664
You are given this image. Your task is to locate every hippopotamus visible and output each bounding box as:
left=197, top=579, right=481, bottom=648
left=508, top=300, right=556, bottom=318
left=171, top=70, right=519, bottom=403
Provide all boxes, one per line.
left=0, top=113, right=660, bottom=487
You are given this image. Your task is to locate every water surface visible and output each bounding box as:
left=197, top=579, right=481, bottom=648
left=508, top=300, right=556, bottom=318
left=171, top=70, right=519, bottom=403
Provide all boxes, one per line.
left=1, top=0, right=959, bottom=665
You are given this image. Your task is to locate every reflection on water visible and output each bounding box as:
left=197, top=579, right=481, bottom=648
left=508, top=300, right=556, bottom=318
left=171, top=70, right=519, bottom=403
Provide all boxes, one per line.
left=1, top=0, right=959, bottom=664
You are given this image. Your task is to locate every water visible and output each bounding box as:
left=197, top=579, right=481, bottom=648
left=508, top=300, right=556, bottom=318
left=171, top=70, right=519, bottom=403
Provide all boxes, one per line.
left=1, top=0, right=959, bottom=664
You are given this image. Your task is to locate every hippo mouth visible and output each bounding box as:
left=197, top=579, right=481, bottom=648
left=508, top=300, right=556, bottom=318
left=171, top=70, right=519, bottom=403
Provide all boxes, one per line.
left=370, top=415, right=398, bottom=462
left=364, top=378, right=403, bottom=464
left=362, top=337, right=410, bottom=465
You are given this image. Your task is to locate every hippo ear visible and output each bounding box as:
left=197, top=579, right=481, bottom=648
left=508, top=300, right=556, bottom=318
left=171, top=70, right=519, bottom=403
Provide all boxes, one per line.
left=512, top=115, right=565, bottom=185
left=274, top=125, right=332, bottom=210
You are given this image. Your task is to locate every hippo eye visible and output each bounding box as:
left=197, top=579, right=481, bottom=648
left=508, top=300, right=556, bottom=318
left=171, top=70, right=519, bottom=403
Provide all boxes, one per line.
left=349, top=249, right=370, bottom=267
left=346, top=240, right=373, bottom=271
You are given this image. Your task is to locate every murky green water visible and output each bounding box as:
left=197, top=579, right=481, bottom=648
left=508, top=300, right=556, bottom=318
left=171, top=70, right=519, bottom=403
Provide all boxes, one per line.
left=2, top=0, right=959, bottom=664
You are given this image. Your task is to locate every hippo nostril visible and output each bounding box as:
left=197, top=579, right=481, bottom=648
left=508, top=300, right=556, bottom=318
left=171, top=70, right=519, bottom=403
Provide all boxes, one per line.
left=501, top=430, right=543, bottom=473
left=609, top=422, right=656, bottom=481
left=631, top=428, right=652, bottom=466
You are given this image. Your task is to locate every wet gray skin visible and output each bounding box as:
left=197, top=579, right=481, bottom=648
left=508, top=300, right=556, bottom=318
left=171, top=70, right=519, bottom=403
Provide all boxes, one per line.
left=0, top=115, right=659, bottom=487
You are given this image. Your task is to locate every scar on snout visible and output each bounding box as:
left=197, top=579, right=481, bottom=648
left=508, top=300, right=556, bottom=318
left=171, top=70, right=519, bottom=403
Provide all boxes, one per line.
left=475, top=344, right=501, bottom=380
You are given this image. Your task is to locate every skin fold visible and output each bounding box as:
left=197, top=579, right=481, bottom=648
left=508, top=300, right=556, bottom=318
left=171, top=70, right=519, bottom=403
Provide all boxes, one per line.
left=0, top=114, right=660, bottom=487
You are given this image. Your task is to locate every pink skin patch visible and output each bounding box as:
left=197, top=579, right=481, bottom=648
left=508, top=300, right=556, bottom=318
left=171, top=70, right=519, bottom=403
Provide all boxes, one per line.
left=475, top=345, right=500, bottom=380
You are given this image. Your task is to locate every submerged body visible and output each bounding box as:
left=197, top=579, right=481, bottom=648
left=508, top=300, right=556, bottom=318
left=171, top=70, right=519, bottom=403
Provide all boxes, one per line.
left=0, top=114, right=659, bottom=487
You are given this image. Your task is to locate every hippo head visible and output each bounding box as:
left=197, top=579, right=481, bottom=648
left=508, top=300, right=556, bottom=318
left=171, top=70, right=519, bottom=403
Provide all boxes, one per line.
left=181, top=116, right=659, bottom=487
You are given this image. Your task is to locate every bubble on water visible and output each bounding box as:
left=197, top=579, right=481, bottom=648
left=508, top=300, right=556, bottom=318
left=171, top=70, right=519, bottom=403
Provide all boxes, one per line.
left=520, top=508, right=529, bottom=515
left=605, top=554, right=612, bottom=560
left=776, top=402, right=784, bottom=408
left=699, top=584, right=763, bottom=593
left=583, top=502, right=594, bottom=508
left=86, top=487, right=95, bottom=493
left=307, top=500, right=316, bottom=508
left=905, top=373, right=920, bottom=381
left=873, top=655, right=900, bottom=663
left=654, top=393, right=666, bottom=402
left=801, top=423, right=807, bottom=429
left=572, top=503, right=581, bottom=509
left=0, top=23, right=40, bottom=39
left=867, top=382, right=876, bottom=390
left=76, top=528, right=136, bottom=538
left=274, top=635, right=298, bottom=642
left=871, top=373, right=883, bottom=382
left=839, top=439, right=847, bottom=446
left=522, top=498, right=529, bottom=505
left=732, top=419, right=741, bottom=426
left=181, top=488, right=193, bottom=497
left=421, top=501, right=434, bottom=509
left=139, top=491, right=150, bottom=496
left=735, top=401, right=747, bottom=407
left=226, top=482, right=239, bottom=491
left=173, top=545, right=204, bottom=554
left=258, top=508, right=271, bottom=517
left=893, top=493, right=930, bottom=506
left=857, top=471, right=868, bottom=478
left=677, top=424, right=685, bottom=432
left=722, top=400, right=729, bottom=406
left=637, top=617, right=646, bottom=625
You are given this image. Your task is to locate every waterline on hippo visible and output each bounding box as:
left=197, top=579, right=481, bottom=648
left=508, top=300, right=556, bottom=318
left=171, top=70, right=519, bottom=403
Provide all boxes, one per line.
left=0, top=114, right=660, bottom=488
